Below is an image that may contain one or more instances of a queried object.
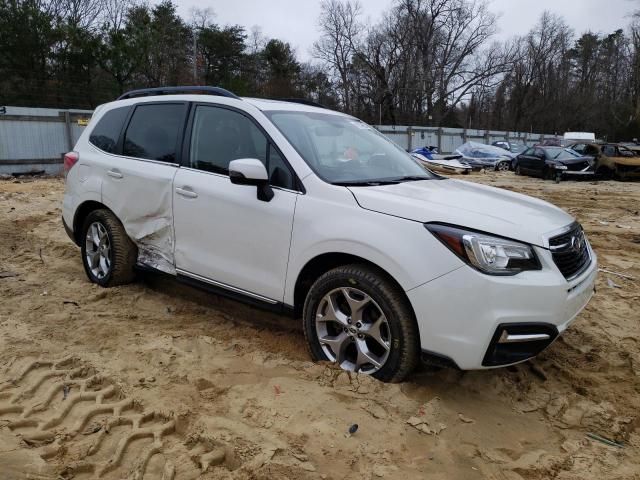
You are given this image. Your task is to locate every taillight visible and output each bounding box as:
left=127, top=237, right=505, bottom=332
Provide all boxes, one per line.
left=63, top=151, right=79, bottom=179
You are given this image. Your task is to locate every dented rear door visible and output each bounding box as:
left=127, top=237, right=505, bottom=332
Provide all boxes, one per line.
left=100, top=102, right=188, bottom=274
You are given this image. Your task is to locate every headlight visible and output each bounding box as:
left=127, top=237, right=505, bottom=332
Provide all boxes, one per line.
left=425, top=224, right=541, bottom=275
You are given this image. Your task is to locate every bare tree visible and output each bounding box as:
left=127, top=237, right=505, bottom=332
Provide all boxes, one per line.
left=313, top=0, right=362, bottom=112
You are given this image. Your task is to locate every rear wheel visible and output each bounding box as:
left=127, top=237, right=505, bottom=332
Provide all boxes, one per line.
left=81, top=209, right=137, bottom=287
left=302, top=264, right=419, bottom=383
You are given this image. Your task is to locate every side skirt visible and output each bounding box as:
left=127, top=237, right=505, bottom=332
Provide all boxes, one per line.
left=135, top=264, right=296, bottom=317
left=177, top=269, right=296, bottom=317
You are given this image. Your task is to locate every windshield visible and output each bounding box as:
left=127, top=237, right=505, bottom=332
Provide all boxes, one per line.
left=265, top=111, right=436, bottom=184
left=546, top=147, right=580, bottom=160
left=618, top=146, right=635, bottom=157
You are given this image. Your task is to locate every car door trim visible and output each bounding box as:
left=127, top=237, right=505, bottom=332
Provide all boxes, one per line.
left=179, top=166, right=303, bottom=194
left=176, top=268, right=279, bottom=304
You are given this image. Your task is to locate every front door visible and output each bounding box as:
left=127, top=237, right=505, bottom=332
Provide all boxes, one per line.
left=531, top=148, right=547, bottom=176
left=173, top=104, right=299, bottom=303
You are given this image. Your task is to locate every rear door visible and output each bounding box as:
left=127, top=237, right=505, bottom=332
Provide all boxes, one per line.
left=99, top=102, right=188, bottom=273
left=172, top=104, right=299, bottom=303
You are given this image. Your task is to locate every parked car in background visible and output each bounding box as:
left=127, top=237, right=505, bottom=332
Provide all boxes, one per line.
left=569, top=143, right=640, bottom=179
left=62, top=86, right=597, bottom=382
left=513, top=146, right=595, bottom=181
left=455, top=141, right=513, bottom=170
left=492, top=141, right=528, bottom=155
left=536, top=138, right=562, bottom=147
left=563, top=132, right=595, bottom=145
left=618, top=142, right=640, bottom=155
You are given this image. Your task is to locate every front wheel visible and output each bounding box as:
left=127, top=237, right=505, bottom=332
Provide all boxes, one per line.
left=302, top=264, right=419, bottom=383
left=515, top=164, right=522, bottom=175
left=497, top=161, right=510, bottom=171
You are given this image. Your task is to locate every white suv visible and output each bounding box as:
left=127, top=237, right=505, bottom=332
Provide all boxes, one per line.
left=62, top=86, right=597, bottom=382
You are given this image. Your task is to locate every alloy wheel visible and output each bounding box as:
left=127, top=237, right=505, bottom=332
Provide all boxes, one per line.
left=315, top=287, right=391, bottom=374
left=85, top=221, right=111, bottom=279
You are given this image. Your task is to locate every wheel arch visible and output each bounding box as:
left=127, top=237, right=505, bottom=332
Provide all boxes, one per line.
left=72, top=200, right=114, bottom=245
left=292, top=252, right=417, bottom=322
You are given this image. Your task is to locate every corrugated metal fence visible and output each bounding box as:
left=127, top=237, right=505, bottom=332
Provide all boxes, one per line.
left=374, top=125, right=556, bottom=153
left=0, top=106, right=92, bottom=175
left=0, top=105, right=558, bottom=175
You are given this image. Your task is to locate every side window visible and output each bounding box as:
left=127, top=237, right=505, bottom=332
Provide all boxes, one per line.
left=603, top=145, right=616, bottom=156
left=534, top=148, right=545, bottom=159
left=123, top=103, right=186, bottom=163
left=89, top=106, right=129, bottom=153
left=189, top=106, right=295, bottom=189
left=522, top=147, right=533, bottom=155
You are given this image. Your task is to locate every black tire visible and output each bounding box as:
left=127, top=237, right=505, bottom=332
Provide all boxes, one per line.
left=515, top=164, right=522, bottom=175
left=302, top=264, right=419, bottom=383
left=496, top=161, right=510, bottom=172
left=81, top=209, right=137, bottom=287
left=596, top=166, right=613, bottom=180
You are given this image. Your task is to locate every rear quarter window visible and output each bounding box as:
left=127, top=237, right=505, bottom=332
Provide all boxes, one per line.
left=88, top=106, right=130, bottom=153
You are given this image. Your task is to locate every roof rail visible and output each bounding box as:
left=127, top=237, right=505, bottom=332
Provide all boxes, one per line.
left=117, top=86, right=241, bottom=101
left=278, top=98, right=327, bottom=109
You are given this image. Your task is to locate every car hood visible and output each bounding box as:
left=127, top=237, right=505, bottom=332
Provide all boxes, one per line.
left=555, top=155, right=594, bottom=165
left=348, top=179, right=574, bottom=247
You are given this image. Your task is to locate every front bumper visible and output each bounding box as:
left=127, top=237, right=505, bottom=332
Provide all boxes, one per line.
left=408, top=245, right=597, bottom=370
left=561, top=170, right=595, bottom=177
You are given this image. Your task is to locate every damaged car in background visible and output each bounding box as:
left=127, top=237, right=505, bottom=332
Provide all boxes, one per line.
left=492, top=141, right=527, bottom=155
left=455, top=141, right=513, bottom=171
left=569, top=142, right=640, bottom=180
left=62, top=86, right=597, bottom=382
left=512, top=146, right=595, bottom=182
left=411, top=146, right=472, bottom=175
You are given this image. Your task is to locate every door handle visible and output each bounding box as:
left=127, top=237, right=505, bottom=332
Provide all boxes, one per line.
left=175, top=187, right=198, bottom=199
left=107, top=169, right=123, bottom=179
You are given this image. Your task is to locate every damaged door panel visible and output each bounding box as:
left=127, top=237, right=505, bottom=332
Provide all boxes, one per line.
left=100, top=102, right=189, bottom=273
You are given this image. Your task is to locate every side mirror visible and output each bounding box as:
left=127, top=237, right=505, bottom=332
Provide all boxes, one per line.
left=229, top=158, right=274, bottom=202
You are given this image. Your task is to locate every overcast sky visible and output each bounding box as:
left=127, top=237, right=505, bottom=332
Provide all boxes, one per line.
left=174, top=0, right=638, bottom=60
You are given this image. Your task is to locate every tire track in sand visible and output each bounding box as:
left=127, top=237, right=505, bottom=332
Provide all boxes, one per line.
left=0, top=357, right=230, bottom=479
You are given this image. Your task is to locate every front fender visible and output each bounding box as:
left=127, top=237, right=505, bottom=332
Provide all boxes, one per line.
left=283, top=192, right=463, bottom=306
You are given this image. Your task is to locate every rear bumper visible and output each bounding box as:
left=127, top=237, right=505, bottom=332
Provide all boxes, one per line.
left=407, top=245, right=597, bottom=369
left=62, top=215, right=78, bottom=246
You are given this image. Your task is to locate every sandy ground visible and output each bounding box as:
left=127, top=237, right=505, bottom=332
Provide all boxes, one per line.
left=0, top=173, right=638, bottom=480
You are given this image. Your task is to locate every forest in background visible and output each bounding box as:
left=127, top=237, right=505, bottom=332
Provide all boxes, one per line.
left=2, top=0, right=640, bottom=140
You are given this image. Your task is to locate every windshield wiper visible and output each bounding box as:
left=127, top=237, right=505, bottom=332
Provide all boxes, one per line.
left=391, top=175, right=431, bottom=182
left=332, top=179, right=401, bottom=186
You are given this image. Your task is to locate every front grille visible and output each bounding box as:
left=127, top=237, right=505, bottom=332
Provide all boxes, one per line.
left=566, top=161, right=590, bottom=171
left=549, top=223, right=591, bottom=279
